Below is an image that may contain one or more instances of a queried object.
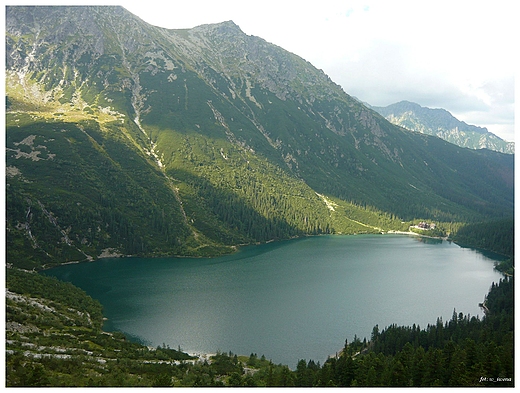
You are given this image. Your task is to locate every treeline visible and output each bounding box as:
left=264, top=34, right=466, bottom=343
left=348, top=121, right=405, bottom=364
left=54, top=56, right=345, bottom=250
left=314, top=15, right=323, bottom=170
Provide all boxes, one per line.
left=168, top=133, right=421, bottom=244
left=188, top=174, right=329, bottom=242
left=168, top=135, right=336, bottom=243
left=8, top=117, right=510, bottom=269
left=291, top=277, right=513, bottom=387
left=452, top=218, right=514, bottom=257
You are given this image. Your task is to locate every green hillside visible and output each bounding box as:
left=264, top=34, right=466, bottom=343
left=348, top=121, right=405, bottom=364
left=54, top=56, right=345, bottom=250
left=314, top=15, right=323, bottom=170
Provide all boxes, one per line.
left=5, top=6, right=514, bottom=388
left=5, top=6, right=514, bottom=269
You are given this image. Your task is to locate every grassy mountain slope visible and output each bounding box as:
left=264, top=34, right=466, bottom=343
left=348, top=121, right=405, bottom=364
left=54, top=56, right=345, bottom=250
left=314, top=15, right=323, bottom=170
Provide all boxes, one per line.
left=5, top=6, right=514, bottom=268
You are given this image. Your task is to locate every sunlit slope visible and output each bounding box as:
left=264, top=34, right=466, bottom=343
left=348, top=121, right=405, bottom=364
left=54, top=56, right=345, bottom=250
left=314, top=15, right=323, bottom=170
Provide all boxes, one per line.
left=6, top=6, right=513, bottom=267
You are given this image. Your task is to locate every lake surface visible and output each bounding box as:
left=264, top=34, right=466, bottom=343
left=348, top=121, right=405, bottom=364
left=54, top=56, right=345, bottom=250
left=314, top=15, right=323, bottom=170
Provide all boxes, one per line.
left=43, top=235, right=503, bottom=368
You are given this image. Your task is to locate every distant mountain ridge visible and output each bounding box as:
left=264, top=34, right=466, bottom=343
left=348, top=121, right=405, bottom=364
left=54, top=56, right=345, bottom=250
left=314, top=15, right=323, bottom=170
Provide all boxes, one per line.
left=370, top=100, right=514, bottom=154
left=5, top=6, right=514, bottom=268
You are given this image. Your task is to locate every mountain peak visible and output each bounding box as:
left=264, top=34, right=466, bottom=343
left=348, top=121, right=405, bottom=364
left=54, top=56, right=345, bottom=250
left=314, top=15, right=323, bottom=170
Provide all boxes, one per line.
left=216, top=20, right=241, bottom=29
left=372, top=101, right=514, bottom=153
left=395, top=100, right=420, bottom=108
left=191, top=20, right=244, bottom=35
left=5, top=5, right=514, bottom=266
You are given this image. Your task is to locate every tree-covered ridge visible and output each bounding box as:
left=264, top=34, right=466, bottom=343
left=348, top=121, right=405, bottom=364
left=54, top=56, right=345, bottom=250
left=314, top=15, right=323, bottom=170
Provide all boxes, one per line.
left=6, top=268, right=513, bottom=387
left=6, top=111, right=426, bottom=269
left=452, top=219, right=514, bottom=258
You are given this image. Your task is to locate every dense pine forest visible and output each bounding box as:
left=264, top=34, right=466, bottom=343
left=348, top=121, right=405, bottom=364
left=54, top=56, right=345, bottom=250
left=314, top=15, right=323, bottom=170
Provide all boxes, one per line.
left=452, top=219, right=514, bottom=258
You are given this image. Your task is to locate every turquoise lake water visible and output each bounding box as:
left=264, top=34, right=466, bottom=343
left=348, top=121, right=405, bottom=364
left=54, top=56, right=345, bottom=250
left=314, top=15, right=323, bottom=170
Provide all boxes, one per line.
left=43, top=234, right=503, bottom=368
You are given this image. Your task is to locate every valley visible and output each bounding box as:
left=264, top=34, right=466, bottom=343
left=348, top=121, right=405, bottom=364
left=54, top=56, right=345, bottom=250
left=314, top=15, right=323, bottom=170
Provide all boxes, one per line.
left=4, top=5, right=514, bottom=387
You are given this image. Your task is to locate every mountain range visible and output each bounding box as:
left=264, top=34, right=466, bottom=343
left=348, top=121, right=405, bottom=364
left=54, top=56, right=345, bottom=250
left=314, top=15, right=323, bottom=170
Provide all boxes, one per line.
left=370, top=100, right=514, bottom=154
left=5, top=6, right=514, bottom=268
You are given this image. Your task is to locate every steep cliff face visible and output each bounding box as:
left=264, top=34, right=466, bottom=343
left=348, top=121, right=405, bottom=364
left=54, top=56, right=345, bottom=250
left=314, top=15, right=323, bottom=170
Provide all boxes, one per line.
left=6, top=6, right=514, bottom=267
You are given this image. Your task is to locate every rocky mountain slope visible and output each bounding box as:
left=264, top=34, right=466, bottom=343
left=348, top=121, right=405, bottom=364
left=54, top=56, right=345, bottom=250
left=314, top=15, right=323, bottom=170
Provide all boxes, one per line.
left=370, top=100, right=514, bottom=154
left=5, top=6, right=514, bottom=268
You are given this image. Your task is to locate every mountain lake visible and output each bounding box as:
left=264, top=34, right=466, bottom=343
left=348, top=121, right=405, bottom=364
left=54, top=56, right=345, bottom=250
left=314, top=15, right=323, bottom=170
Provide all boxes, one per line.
left=42, top=234, right=504, bottom=368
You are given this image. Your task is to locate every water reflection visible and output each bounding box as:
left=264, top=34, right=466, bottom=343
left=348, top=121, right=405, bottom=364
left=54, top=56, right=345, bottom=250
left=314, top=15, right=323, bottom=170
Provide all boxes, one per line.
left=413, top=236, right=444, bottom=245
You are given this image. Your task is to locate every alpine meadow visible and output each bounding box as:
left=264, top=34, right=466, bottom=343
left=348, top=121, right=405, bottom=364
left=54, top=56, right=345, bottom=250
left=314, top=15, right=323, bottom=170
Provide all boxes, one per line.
left=5, top=6, right=514, bottom=387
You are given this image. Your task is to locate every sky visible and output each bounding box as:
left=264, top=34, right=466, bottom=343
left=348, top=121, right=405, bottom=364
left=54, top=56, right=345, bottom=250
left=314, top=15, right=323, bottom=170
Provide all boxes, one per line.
left=7, top=1, right=517, bottom=142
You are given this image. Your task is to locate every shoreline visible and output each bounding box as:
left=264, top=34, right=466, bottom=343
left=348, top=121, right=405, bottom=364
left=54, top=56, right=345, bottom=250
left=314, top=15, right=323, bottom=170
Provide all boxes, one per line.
left=38, top=231, right=455, bottom=270
left=385, top=230, right=449, bottom=241
left=29, top=232, right=506, bottom=374
left=41, top=226, right=517, bottom=272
